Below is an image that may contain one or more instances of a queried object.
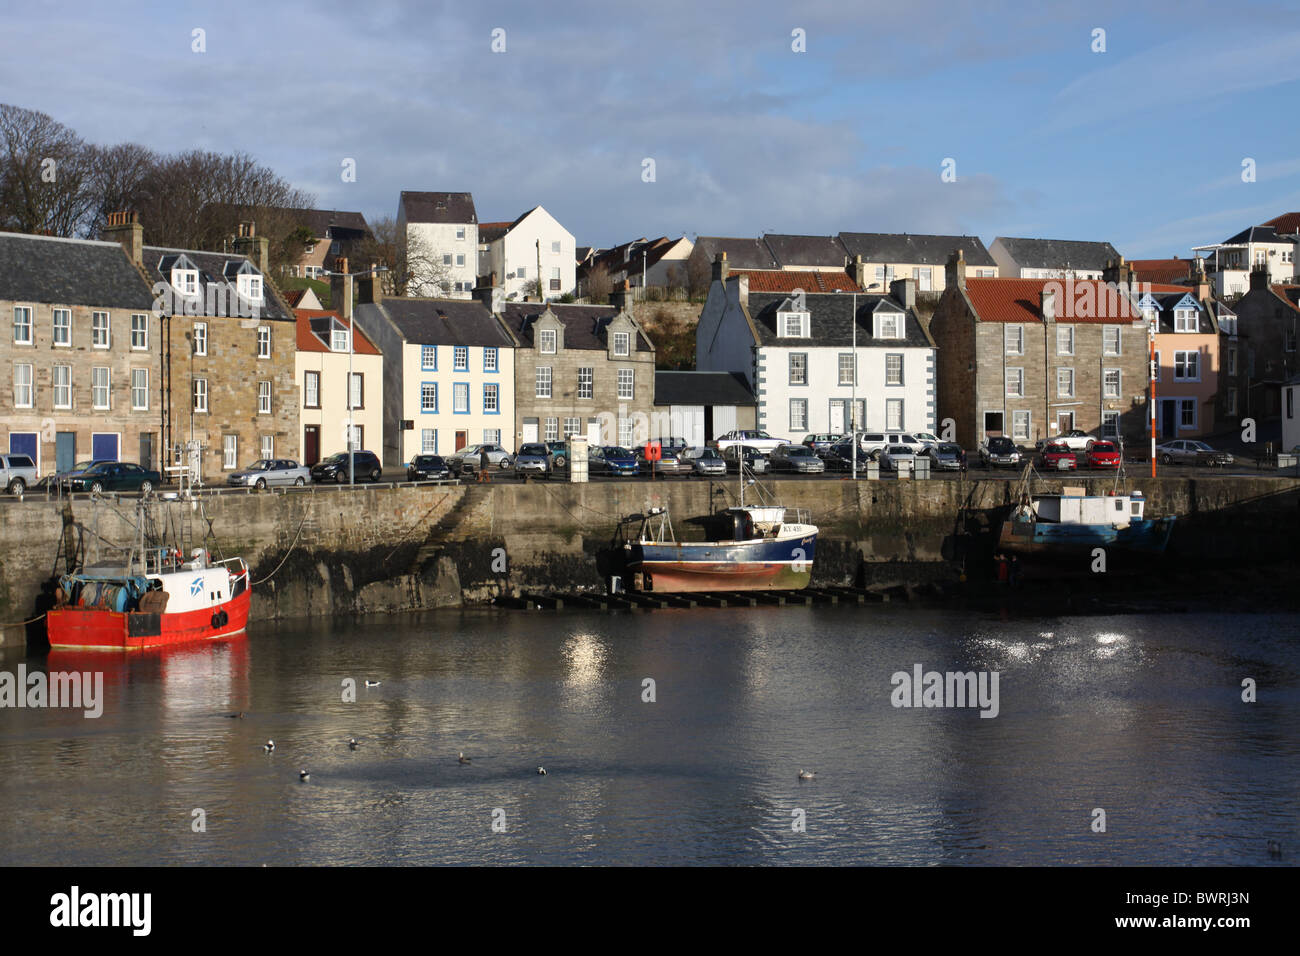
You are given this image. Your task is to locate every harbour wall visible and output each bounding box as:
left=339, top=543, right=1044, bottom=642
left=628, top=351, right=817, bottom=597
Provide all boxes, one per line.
left=2, top=474, right=1298, bottom=647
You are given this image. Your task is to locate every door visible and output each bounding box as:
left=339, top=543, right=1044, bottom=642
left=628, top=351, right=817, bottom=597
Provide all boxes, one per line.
left=91, top=433, right=119, bottom=462
left=304, top=425, right=320, bottom=466
left=1161, top=399, right=1177, bottom=438
left=9, top=432, right=39, bottom=473
left=523, top=419, right=539, bottom=443
left=455, top=430, right=468, bottom=451
left=1056, top=411, right=1074, bottom=435
left=139, top=432, right=154, bottom=472
left=55, top=432, right=75, bottom=473
left=829, top=401, right=846, bottom=434
left=586, top=418, right=601, bottom=445
left=984, top=412, right=1003, bottom=438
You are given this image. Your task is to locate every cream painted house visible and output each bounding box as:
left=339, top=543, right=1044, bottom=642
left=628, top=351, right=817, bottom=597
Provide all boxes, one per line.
left=398, top=191, right=479, bottom=298
left=294, top=309, right=384, bottom=466
left=477, top=205, right=576, bottom=301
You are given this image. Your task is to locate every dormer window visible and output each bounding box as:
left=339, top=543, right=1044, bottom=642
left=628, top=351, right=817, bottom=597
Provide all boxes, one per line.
left=237, top=274, right=263, bottom=302
left=779, top=311, right=810, bottom=337
left=173, top=268, right=199, bottom=295
left=874, top=312, right=903, bottom=339
left=1174, top=308, right=1197, bottom=332
left=613, top=331, right=630, bottom=356
left=539, top=329, right=557, bottom=353
left=331, top=325, right=350, bottom=352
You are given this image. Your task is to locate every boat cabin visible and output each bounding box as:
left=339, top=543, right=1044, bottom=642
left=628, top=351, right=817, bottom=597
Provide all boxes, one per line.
left=1028, top=490, right=1145, bottom=527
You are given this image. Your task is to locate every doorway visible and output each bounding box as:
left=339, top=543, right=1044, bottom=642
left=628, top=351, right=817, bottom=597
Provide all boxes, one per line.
left=139, top=432, right=154, bottom=471
left=1160, top=399, right=1177, bottom=438
left=304, top=425, right=320, bottom=465
left=983, top=411, right=1003, bottom=438
left=55, top=432, right=76, bottom=473
left=455, top=430, right=468, bottom=451
left=1056, top=411, right=1074, bottom=435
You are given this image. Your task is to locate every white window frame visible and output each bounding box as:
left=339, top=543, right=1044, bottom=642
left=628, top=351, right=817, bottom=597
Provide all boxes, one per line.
left=13, top=306, right=33, bottom=345
left=1057, top=367, right=1075, bottom=398
left=545, top=417, right=559, bottom=442
left=454, top=346, right=468, bottom=370
left=257, top=326, right=271, bottom=359
left=92, top=311, right=110, bottom=348
left=577, top=366, right=593, bottom=399
left=349, top=373, right=363, bottom=409
left=53, top=364, right=71, bottom=409
left=194, top=322, right=207, bottom=356
left=539, top=329, right=557, bottom=354
left=789, top=352, right=807, bottom=386
left=874, top=312, right=903, bottom=339
left=789, top=398, right=808, bottom=432
left=421, top=429, right=437, bottom=454
left=563, top=417, right=580, bottom=438
left=14, top=363, right=33, bottom=408
left=421, top=345, right=436, bottom=370
left=261, top=435, right=274, bottom=459
left=132, top=368, right=149, bottom=411
left=421, top=382, right=438, bottom=413
left=781, top=312, right=809, bottom=337
left=131, top=313, right=149, bottom=350
left=484, top=347, right=498, bottom=372
left=258, top=380, right=272, bottom=414
left=53, top=308, right=71, bottom=347
left=838, top=353, right=856, bottom=386
left=1057, top=324, right=1074, bottom=356
left=1174, top=308, right=1197, bottom=332
left=331, top=328, right=349, bottom=353
left=304, top=370, right=320, bottom=408
left=1005, top=324, right=1024, bottom=355
left=617, top=368, right=634, bottom=400
left=613, top=331, right=630, bottom=356
left=1103, top=368, right=1121, bottom=399
left=193, top=377, right=208, bottom=413
left=1006, top=367, right=1024, bottom=397
left=536, top=366, right=552, bottom=398
left=92, top=366, right=110, bottom=410
left=484, top=383, right=499, bottom=413
left=453, top=382, right=469, bottom=414
left=1174, top=350, right=1200, bottom=381
left=223, top=435, right=237, bottom=470
left=1179, top=399, right=1197, bottom=430
left=885, top=353, right=904, bottom=386
left=885, top=398, right=904, bottom=431
left=1103, top=325, right=1122, bottom=356
left=1101, top=411, right=1119, bottom=438
left=1011, top=410, right=1031, bottom=442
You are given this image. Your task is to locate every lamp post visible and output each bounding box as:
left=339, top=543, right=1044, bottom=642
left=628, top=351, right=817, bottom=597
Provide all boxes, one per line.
left=836, top=290, right=859, bottom=480
left=1149, top=312, right=1158, bottom=478
left=322, top=264, right=388, bottom=485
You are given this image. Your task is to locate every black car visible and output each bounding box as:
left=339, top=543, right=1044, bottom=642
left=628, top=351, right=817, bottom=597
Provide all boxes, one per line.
left=825, top=441, right=873, bottom=471
left=407, top=454, right=450, bottom=482
left=979, top=437, right=1022, bottom=469
left=311, top=450, right=383, bottom=483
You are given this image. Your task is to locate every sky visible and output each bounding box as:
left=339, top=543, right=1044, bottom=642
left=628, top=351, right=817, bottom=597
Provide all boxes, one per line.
left=3, top=0, right=1298, bottom=257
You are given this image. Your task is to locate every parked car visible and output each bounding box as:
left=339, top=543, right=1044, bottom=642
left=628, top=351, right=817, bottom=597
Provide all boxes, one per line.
left=722, top=444, right=770, bottom=475
left=1085, top=441, right=1121, bottom=470
left=681, top=446, right=727, bottom=477
left=1156, top=439, right=1234, bottom=467
left=310, top=450, right=383, bottom=483
left=447, top=444, right=513, bottom=476
left=769, top=444, right=826, bottom=474
left=227, top=459, right=311, bottom=489
left=911, top=432, right=943, bottom=449
left=636, top=448, right=695, bottom=476
left=878, top=444, right=917, bottom=472
left=857, top=431, right=926, bottom=456
left=650, top=437, right=689, bottom=458
left=545, top=441, right=569, bottom=468
left=1, top=453, right=40, bottom=494
left=825, top=441, right=873, bottom=472
left=590, top=446, right=640, bottom=477
left=979, top=436, right=1022, bottom=469
left=407, top=455, right=451, bottom=482
left=922, top=443, right=964, bottom=471
left=514, top=443, right=552, bottom=476
left=714, top=430, right=789, bottom=454
left=1036, top=429, right=1095, bottom=452
left=66, top=461, right=161, bottom=494
left=39, top=459, right=113, bottom=492
left=1038, top=442, right=1078, bottom=471
left=801, top=433, right=844, bottom=455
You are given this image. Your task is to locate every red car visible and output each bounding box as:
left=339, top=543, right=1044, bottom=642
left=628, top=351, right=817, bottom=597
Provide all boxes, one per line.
left=1038, top=442, right=1077, bottom=471
left=1085, top=440, right=1121, bottom=469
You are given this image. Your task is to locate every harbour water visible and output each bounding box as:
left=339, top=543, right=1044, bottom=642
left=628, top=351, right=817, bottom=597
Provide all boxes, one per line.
left=1, top=605, right=1296, bottom=866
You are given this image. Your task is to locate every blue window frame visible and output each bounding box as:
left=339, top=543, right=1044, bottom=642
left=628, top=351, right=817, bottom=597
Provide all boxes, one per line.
left=484, top=347, right=498, bottom=373
left=421, top=345, right=437, bottom=370
left=483, top=383, right=499, bottom=414
left=454, top=346, right=468, bottom=370
left=420, top=381, right=438, bottom=413
left=453, top=382, right=470, bottom=414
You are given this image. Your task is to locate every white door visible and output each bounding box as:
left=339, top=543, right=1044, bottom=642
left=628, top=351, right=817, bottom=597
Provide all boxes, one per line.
left=829, top=401, right=846, bottom=434
left=522, top=420, right=539, bottom=443
left=587, top=419, right=602, bottom=445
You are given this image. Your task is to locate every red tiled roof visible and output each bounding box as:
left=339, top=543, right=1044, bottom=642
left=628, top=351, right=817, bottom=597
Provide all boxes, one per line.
left=963, top=277, right=1143, bottom=323
left=1271, top=284, right=1300, bottom=313
left=294, top=309, right=381, bottom=355
left=1263, top=212, right=1300, bottom=235
left=1130, top=258, right=1191, bottom=285
left=733, top=269, right=862, bottom=293
left=282, top=289, right=307, bottom=307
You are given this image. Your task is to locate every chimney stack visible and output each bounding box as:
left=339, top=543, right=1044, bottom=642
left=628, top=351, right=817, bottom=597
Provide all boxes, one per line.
left=473, top=271, right=504, bottom=314
left=1190, top=258, right=1210, bottom=302
left=1040, top=287, right=1057, bottom=323
left=852, top=254, right=867, bottom=290
left=1102, top=256, right=1133, bottom=288
left=610, top=279, right=634, bottom=313
left=890, top=276, right=916, bottom=312
left=945, top=248, right=966, bottom=291
left=331, top=257, right=351, bottom=319
left=103, top=210, right=143, bottom=267
left=711, top=251, right=729, bottom=283
left=1249, top=263, right=1271, bottom=292
left=358, top=261, right=384, bottom=306
left=233, top=220, right=269, bottom=274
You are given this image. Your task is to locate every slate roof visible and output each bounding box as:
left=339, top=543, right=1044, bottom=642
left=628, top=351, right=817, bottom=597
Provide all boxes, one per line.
left=654, top=371, right=755, bottom=407
left=294, top=309, right=381, bottom=355
left=693, top=236, right=778, bottom=270
left=1220, top=224, right=1288, bottom=245
left=962, top=278, right=1144, bottom=323
left=733, top=269, right=861, bottom=293
left=502, top=302, right=653, bottom=352
left=478, top=221, right=512, bottom=244
left=747, top=291, right=932, bottom=348
left=0, top=232, right=157, bottom=309
left=838, top=232, right=996, bottom=268
left=993, top=237, right=1121, bottom=272
left=360, top=298, right=510, bottom=347
left=400, top=191, right=477, bottom=225
left=1142, top=286, right=1216, bottom=334
left=141, top=245, right=293, bottom=320
left=761, top=234, right=848, bottom=268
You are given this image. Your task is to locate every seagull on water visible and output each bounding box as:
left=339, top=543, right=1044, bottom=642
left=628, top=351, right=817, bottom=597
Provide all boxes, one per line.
left=299, top=770, right=310, bottom=782
left=364, top=680, right=381, bottom=687
left=264, top=740, right=275, bottom=753
left=537, top=767, right=547, bottom=775
left=798, top=770, right=815, bottom=781
left=349, top=738, right=358, bottom=750
left=458, top=752, right=471, bottom=764
left=1268, top=840, right=1283, bottom=857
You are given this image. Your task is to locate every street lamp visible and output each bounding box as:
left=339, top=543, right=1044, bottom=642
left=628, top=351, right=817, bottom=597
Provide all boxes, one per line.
left=321, top=264, right=388, bottom=485
left=835, top=289, right=859, bottom=480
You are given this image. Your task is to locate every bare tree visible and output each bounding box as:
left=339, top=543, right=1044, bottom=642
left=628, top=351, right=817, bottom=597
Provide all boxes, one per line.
left=398, top=226, right=456, bottom=297
left=586, top=262, right=612, bottom=304
left=686, top=249, right=711, bottom=300
left=350, top=215, right=407, bottom=294
left=665, top=264, right=686, bottom=301
left=85, top=142, right=157, bottom=236
left=0, top=103, right=97, bottom=236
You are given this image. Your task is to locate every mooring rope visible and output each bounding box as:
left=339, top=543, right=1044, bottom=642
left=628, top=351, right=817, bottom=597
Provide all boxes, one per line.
left=251, top=508, right=311, bottom=586
left=0, top=611, right=47, bottom=628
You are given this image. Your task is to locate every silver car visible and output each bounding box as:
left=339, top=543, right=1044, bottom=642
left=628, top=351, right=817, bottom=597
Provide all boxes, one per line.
left=226, top=459, right=311, bottom=488
left=682, top=446, right=727, bottom=476
left=878, top=444, right=917, bottom=472
left=923, top=442, right=964, bottom=471
left=769, top=444, right=826, bottom=473
left=448, top=443, right=513, bottom=475
left=1155, top=439, right=1234, bottom=467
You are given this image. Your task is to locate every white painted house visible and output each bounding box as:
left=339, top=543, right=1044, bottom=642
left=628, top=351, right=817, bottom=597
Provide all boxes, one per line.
left=696, top=256, right=937, bottom=439
left=476, top=205, right=576, bottom=301
left=1192, top=213, right=1300, bottom=297
left=989, top=237, right=1122, bottom=281
left=398, top=191, right=479, bottom=298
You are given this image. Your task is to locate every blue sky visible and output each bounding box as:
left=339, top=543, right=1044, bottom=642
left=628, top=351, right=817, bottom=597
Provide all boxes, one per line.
left=3, top=0, right=1298, bottom=256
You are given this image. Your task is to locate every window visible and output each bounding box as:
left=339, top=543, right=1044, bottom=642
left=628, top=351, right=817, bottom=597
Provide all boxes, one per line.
left=536, top=366, right=552, bottom=398
left=14, top=363, right=33, bottom=407
left=1103, top=369, right=1121, bottom=399
left=789, top=398, right=808, bottom=431
left=259, top=380, right=272, bottom=414
left=1005, top=324, right=1024, bottom=355
left=874, top=312, right=902, bottom=339
left=838, top=353, right=856, bottom=386
left=443, top=254, right=453, bottom=266
left=781, top=312, right=809, bottom=337
left=976, top=269, right=995, bottom=278
left=456, top=227, right=466, bottom=241
left=545, top=417, right=559, bottom=441
left=618, top=417, right=633, bottom=447
left=92, top=311, right=109, bottom=348
left=257, top=326, right=271, bottom=358
left=789, top=353, right=807, bottom=385
left=613, top=331, right=630, bottom=356
left=421, top=429, right=437, bottom=454
left=331, top=327, right=349, bottom=352
left=53, top=365, right=71, bottom=409
left=304, top=371, right=320, bottom=408
left=173, top=268, right=198, bottom=295
left=455, top=254, right=465, bottom=267
left=483, top=428, right=501, bottom=445
left=1180, top=399, right=1197, bottom=429
left=550, top=270, right=561, bottom=291
left=484, top=383, right=499, bottom=413
left=453, top=346, right=468, bottom=370
left=484, top=347, right=498, bottom=372
left=885, top=353, right=904, bottom=386
left=1174, top=350, right=1199, bottom=381
left=1006, top=367, right=1024, bottom=397
left=223, top=435, right=237, bottom=470
left=552, top=241, right=561, bottom=254
left=539, top=329, right=556, bottom=354
left=193, top=377, right=208, bottom=412
left=1057, top=368, right=1074, bottom=398
left=132, top=369, right=149, bottom=410
left=577, top=367, right=593, bottom=399
left=194, top=322, right=207, bottom=356
left=131, top=313, right=148, bottom=349
left=238, top=274, right=263, bottom=303
left=1174, top=308, right=1197, bottom=332
left=618, top=368, right=634, bottom=400
left=453, top=382, right=469, bottom=413
left=13, top=306, right=32, bottom=344
left=1227, top=388, right=1238, bottom=416
left=1057, top=325, right=1074, bottom=356
left=92, top=367, right=110, bottom=410
left=261, top=436, right=274, bottom=459
left=421, top=382, right=438, bottom=412
left=350, top=373, right=363, bottom=409
left=916, top=266, right=932, bottom=291
left=1103, top=325, right=1121, bottom=355
left=563, top=417, right=580, bottom=438
left=1012, top=410, right=1031, bottom=442
left=1102, top=411, right=1119, bottom=438
left=886, top=398, right=903, bottom=431
left=516, top=266, right=527, bottom=279
left=422, top=345, right=436, bottom=369
left=1153, top=350, right=1161, bottom=382
left=53, top=308, right=70, bottom=346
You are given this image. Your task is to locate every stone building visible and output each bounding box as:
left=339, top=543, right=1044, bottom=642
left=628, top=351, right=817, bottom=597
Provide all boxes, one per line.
left=1226, top=266, right=1300, bottom=419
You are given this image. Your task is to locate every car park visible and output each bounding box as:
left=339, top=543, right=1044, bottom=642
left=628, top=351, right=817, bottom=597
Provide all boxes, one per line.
left=769, top=444, right=826, bottom=474
left=1036, top=428, right=1095, bottom=452
left=1038, top=442, right=1077, bottom=471
left=66, top=461, right=161, bottom=494
left=1, top=453, right=40, bottom=494
left=407, top=454, right=452, bottom=481
left=722, top=444, right=770, bottom=474
left=590, top=446, right=640, bottom=477
left=979, top=436, right=1022, bottom=468
left=923, top=443, right=964, bottom=471
left=714, top=430, right=789, bottom=454
left=682, top=446, right=727, bottom=477
left=310, top=450, right=383, bottom=483
left=878, top=444, right=917, bottom=472
left=226, top=459, right=311, bottom=489
left=447, top=444, right=513, bottom=476
left=1155, top=439, right=1234, bottom=467
left=1085, top=441, right=1121, bottom=470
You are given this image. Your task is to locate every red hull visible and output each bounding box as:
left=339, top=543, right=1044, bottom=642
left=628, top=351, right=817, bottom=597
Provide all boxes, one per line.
left=639, top=561, right=811, bottom=592
left=45, top=587, right=251, bottom=650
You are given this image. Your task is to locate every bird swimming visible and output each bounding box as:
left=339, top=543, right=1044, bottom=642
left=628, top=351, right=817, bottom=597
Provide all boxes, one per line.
left=798, top=770, right=815, bottom=780
left=349, top=738, right=358, bottom=750
left=264, top=740, right=275, bottom=753
left=225, top=711, right=245, bottom=719
left=364, top=680, right=381, bottom=687
left=537, top=767, right=547, bottom=775
left=458, top=752, right=471, bottom=764
left=299, top=770, right=310, bottom=782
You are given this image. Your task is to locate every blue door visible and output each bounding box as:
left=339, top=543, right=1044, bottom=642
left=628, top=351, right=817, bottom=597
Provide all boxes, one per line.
left=9, top=432, right=38, bottom=471
left=91, top=433, right=119, bottom=462
left=56, top=432, right=76, bottom=473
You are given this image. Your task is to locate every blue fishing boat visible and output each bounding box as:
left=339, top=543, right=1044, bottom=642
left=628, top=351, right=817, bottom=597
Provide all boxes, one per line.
left=999, top=486, right=1174, bottom=556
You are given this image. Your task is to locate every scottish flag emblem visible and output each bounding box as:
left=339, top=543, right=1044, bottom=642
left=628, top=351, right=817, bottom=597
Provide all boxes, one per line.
left=190, top=577, right=204, bottom=597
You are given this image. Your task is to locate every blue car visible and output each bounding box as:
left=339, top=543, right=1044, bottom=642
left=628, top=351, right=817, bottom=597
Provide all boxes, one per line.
left=591, top=445, right=639, bottom=477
